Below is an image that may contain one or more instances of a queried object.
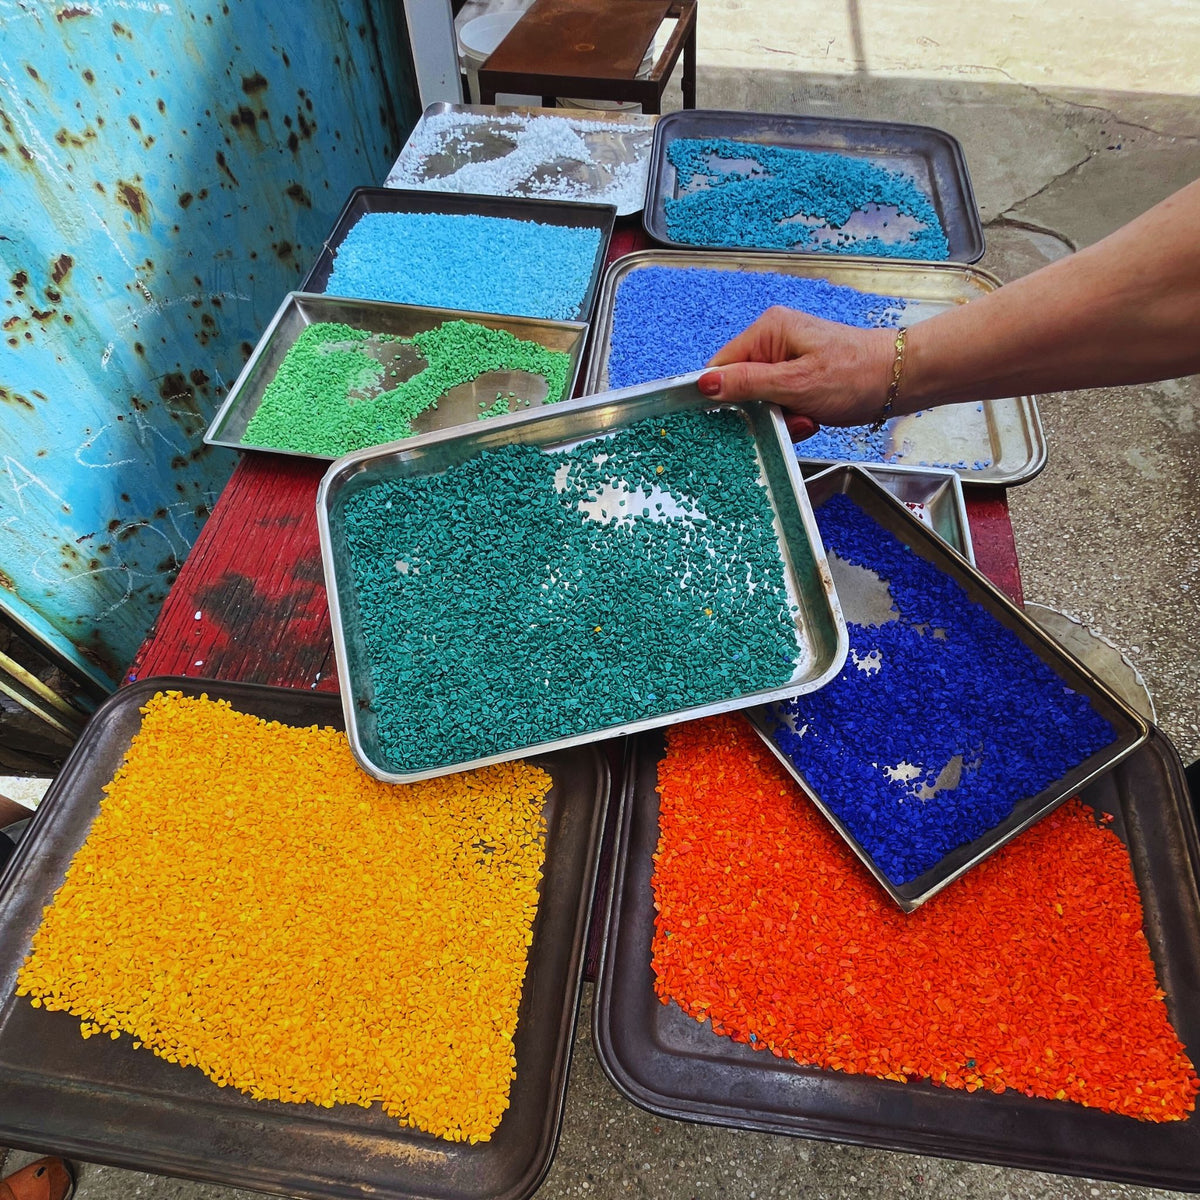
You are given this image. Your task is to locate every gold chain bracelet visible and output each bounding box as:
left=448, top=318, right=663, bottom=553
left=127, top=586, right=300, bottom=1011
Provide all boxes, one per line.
left=869, top=326, right=907, bottom=433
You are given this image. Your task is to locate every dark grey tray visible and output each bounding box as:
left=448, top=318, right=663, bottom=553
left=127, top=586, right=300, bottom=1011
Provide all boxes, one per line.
left=301, top=185, right=617, bottom=324
left=749, top=465, right=1147, bottom=910
left=0, top=677, right=610, bottom=1200
left=593, top=722, right=1200, bottom=1190
left=643, top=109, right=984, bottom=263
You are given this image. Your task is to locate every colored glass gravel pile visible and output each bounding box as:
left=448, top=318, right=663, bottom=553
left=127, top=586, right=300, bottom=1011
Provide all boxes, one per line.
left=767, top=493, right=1116, bottom=885
left=324, top=211, right=602, bottom=321
left=651, top=716, right=1199, bottom=1120
left=664, top=137, right=950, bottom=259
left=342, top=407, right=802, bottom=774
left=241, top=319, right=571, bottom=457
left=16, top=691, right=550, bottom=1143
left=607, top=265, right=905, bottom=388
left=387, top=110, right=651, bottom=214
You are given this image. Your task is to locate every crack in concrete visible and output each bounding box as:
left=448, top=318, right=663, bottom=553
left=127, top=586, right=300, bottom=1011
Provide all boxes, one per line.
left=987, top=215, right=1077, bottom=254
left=999, top=150, right=1094, bottom=224
left=1021, top=84, right=1200, bottom=142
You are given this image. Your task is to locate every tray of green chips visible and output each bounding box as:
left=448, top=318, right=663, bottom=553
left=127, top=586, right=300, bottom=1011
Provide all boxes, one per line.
left=204, top=292, right=589, bottom=461
left=317, top=373, right=849, bottom=784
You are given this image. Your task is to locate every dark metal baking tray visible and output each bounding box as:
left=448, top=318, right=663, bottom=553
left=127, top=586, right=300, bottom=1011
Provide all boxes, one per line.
left=748, top=465, right=1147, bottom=910
left=593, top=721, right=1200, bottom=1190
left=317, top=373, right=848, bottom=785
left=800, top=462, right=974, bottom=563
left=585, top=250, right=1045, bottom=486
left=643, top=109, right=984, bottom=263
left=0, top=677, right=609, bottom=1200
left=204, top=292, right=589, bottom=461
left=386, top=103, right=656, bottom=217
left=301, top=185, right=617, bottom=324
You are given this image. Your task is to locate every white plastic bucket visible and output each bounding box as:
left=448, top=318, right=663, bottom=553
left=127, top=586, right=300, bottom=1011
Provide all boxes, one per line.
left=459, top=12, right=540, bottom=106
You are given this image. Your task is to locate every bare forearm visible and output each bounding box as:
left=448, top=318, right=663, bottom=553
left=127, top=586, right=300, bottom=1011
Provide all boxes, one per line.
left=898, top=178, right=1200, bottom=410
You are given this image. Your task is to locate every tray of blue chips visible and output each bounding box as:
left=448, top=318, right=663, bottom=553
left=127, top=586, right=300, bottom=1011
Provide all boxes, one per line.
left=745, top=464, right=1148, bottom=910
left=643, top=109, right=985, bottom=262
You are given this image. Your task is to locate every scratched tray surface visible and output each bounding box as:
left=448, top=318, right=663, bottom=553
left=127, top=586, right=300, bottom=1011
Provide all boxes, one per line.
left=0, top=677, right=609, bottom=1200
left=643, top=109, right=984, bottom=262
left=318, top=375, right=847, bottom=785
left=800, top=462, right=974, bottom=563
left=747, top=465, right=1146, bottom=911
left=386, top=103, right=656, bottom=217
left=203, top=291, right=588, bottom=461
left=593, top=723, right=1200, bottom=1189
left=301, top=185, right=616, bottom=324
left=586, top=250, right=1046, bottom=487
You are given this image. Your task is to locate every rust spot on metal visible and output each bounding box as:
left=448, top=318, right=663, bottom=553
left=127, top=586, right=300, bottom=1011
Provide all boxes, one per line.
left=63, top=313, right=73, bottom=324
left=189, top=367, right=209, bottom=387
left=158, top=371, right=202, bottom=417
left=0, top=387, right=35, bottom=411
left=130, top=395, right=149, bottom=412
left=178, top=191, right=193, bottom=208
left=116, top=179, right=151, bottom=227
left=273, top=240, right=294, bottom=260
left=230, top=104, right=259, bottom=134
left=30, top=308, right=56, bottom=321
left=285, top=182, right=312, bottom=207
left=214, top=150, right=239, bottom=186
left=170, top=454, right=187, bottom=469
left=57, top=7, right=93, bottom=22
left=240, top=341, right=253, bottom=358
left=94, top=181, right=105, bottom=193
left=0, top=569, right=14, bottom=591
left=116, top=524, right=140, bottom=542
left=51, top=254, right=73, bottom=284
left=81, top=67, right=95, bottom=81
left=133, top=341, right=145, bottom=355
left=153, top=506, right=168, bottom=520
left=106, top=518, right=121, bottom=533
left=199, top=312, right=215, bottom=329
left=157, top=98, right=166, bottom=113
left=44, top=287, right=61, bottom=302
left=286, top=131, right=299, bottom=153
left=129, top=115, right=141, bottom=132
left=26, top=65, right=40, bottom=81
left=10, top=270, right=28, bottom=293
left=2, top=317, right=18, bottom=331
left=242, top=72, right=268, bottom=94
left=120, top=493, right=130, bottom=503
left=111, top=20, right=132, bottom=37
left=18, top=146, right=34, bottom=162
left=194, top=502, right=210, bottom=519
left=197, top=187, right=208, bottom=200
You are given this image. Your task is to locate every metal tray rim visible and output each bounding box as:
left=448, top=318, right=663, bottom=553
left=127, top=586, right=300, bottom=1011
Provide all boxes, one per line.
left=316, top=373, right=850, bottom=784
left=642, top=107, right=985, bottom=263
left=590, top=725, right=1200, bottom=1191
left=583, top=249, right=1048, bottom=488
left=394, top=102, right=658, bottom=218
left=0, top=676, right=610, bottom=1200
left=759, top=463, right=1149, bottom=909
left=203, top=291, right=591, bottom=461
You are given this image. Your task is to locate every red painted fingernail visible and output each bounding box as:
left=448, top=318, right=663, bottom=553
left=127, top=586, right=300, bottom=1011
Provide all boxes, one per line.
left=697, top=372, right=721, bottom=397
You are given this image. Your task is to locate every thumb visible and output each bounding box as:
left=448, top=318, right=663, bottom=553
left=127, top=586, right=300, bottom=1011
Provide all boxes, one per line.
left=697, top=361, right=804, bottom=406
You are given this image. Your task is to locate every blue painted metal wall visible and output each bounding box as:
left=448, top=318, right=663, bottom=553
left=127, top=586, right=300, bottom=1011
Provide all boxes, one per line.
left=0, top=0, right=420, bottom=689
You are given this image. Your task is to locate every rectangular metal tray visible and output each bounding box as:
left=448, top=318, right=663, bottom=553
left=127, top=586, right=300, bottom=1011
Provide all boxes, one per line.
left=593, top=722, right=1200, bottom=1190
left=643, top=108, right=984, bottom=262
left=317, top=374, right=848, bottom=785
left=748, top=464, right=1147, bottom=910
left=301, top=185, right=617, bottom=325
left=204, top=291, right=589, bottom=461
left=385, top=103, right=656, bottom=218
left=800, top=461, right=974, bottom=563
left=0, top=677, right=609, bottom=1200
left=585, top=249, right=1046, bottom=487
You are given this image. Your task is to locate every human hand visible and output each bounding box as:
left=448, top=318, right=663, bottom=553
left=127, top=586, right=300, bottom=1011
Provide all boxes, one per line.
left=696, top=307, right=897, bottom=440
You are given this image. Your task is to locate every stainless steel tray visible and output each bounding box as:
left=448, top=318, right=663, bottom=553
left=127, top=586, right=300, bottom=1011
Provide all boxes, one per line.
left=643, top=108, right=984, bottom=262
left=745, top=464, right=1148, bottom=911
left=593, top=724, right=1200, bottom=1190
left=317, top=374, right=848, bottom=785
left=0, top=678, right=610, bottom=1200
left=204, top=292, right=588, bottom=461
left=301, top=186, right=616, bottom=325
left=800, top=461, right=974, bottom=563
left=585, top=250, right=1046, bottom=487
left=386, top=103, right=656, bottom=218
